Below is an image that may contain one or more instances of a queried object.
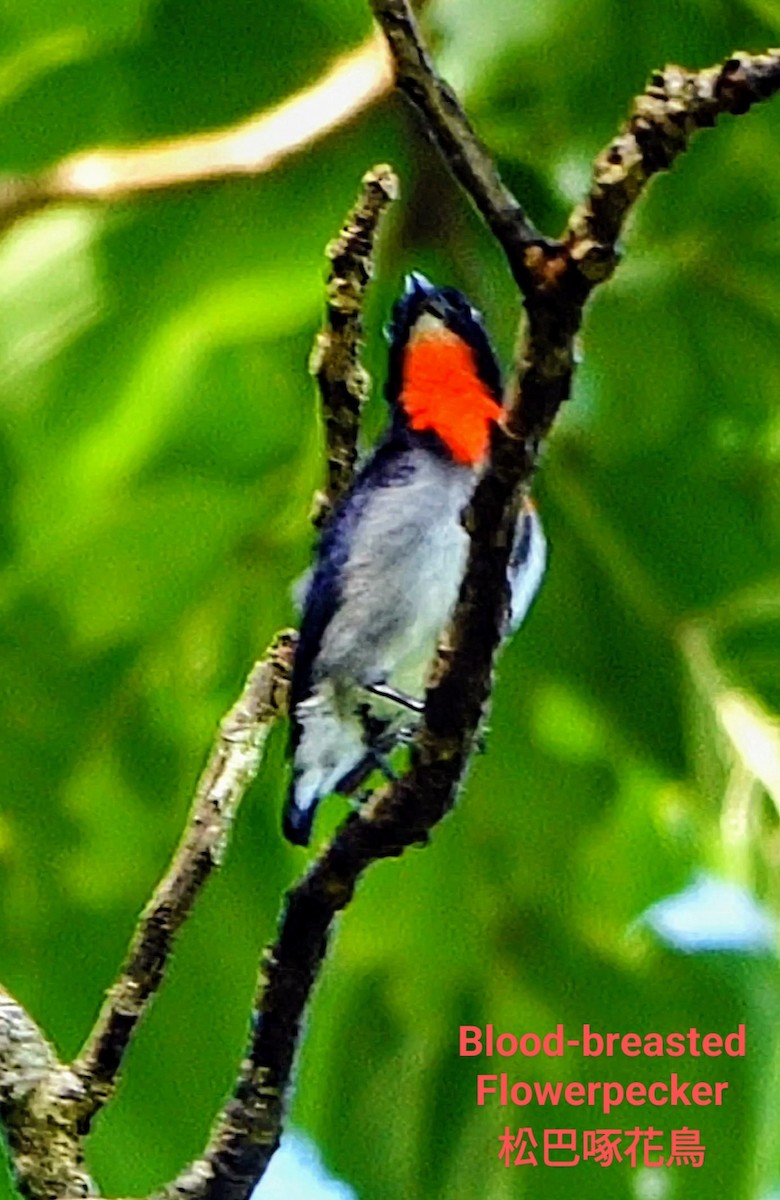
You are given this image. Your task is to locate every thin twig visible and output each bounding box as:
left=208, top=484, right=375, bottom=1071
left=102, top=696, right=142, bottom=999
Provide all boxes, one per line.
left=369, top=0, right=552, bottom=290
left=310, top=163, right=399, bottom=526
left=503, top=49, right=780, bottom=448
left=71, top=632, right=296, bottom=1128
left=0, top=34, right=393, bottom=236
left=566, top=51, right=780, bottom=285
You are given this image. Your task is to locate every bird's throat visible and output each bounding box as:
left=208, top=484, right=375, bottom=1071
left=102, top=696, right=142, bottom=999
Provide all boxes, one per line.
left=399, top=331, right=502, bottom=466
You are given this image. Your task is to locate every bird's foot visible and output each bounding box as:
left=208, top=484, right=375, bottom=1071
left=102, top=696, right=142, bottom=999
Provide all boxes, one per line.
left=364, top=681, right=425, bottom=715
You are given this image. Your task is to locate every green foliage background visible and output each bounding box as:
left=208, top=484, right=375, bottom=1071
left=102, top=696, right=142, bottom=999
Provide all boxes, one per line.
left=0, top=0, right=780, bottom=1197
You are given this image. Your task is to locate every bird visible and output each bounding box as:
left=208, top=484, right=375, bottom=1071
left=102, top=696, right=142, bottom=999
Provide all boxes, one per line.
left=283, top=272, right=546, bottom=846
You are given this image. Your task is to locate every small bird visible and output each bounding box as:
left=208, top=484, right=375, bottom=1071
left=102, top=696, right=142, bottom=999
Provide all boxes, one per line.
left=283, top=272, right=546, bottom=846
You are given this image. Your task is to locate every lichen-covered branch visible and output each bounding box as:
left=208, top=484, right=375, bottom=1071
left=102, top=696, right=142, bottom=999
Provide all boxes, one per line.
left=0, top=168, right=395, bottom=1199
left=0, top=34, right=392, bottom=237
left=502, top=49, right=780, bottom=448
left=0, top=988, right=95, bottom=1200
left=566, top=51, right=780, bottom=285
left=0, top=635, right=294, bottom=1200
left=71, top=632, right=296, bottom=1129
left=310, top=163, right=399, bottom=526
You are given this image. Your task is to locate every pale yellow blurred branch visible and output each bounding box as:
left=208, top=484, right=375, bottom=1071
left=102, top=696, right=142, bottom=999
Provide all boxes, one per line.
left=680, top=622, right=780, bottom=883
left=718, top=691, right=780, bottom=817
left=0, top=33, right=393, bottom=232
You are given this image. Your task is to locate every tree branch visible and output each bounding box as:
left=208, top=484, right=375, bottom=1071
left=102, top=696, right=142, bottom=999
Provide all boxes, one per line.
left=0, top=34, right=393, bottom=236
left=167, top=30, right=780, bottom=1200
left=309, top=163, right=399, bottom=526
left=373, top=16, right=780, bottom=848
left=3, top=17, right=780, bottom=1200
left=155, top=168, right=397, bottom=1200
left=369, top=0, right=551, bottom=291
left=0, top=161, right=395, bottom=1200
left=501, top=50, right=780, bottom=450
left=71, top=632, right=296, bottom=1130
left=566, top=51, right=780, bottom=284
left=0, top=989, right=95, bottom=1200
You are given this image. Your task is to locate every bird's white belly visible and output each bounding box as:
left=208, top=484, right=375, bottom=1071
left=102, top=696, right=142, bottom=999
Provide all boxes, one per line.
left=316, top=453, right=475, bottom=695
left=382, top=515, right=468, bottom=697
left=293, top=455, right=475, bottom=814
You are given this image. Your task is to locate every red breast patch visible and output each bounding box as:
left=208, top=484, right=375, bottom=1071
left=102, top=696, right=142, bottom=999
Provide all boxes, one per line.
left=399, top=331, right=502, bottom=466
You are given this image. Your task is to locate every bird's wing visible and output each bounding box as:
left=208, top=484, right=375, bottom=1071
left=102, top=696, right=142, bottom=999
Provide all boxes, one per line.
left=290, top=441, right=416, bottom=717
left=508, top=500, right=547, bottom=632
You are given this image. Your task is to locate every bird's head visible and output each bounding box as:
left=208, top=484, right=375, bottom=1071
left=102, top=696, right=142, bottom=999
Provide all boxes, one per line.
left=386, top=272, right=503, bottom=467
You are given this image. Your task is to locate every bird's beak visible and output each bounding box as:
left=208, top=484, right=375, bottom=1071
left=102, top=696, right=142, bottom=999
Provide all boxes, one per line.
left=403, top=270, right=435, bottom=300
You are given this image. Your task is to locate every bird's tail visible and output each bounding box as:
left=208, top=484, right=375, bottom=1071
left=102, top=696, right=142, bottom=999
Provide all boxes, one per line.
left=282, top=780, right=318, bottom=846
left=283, top=695, right=368, bottom=846
left=508, top=499, right=547, bottom=632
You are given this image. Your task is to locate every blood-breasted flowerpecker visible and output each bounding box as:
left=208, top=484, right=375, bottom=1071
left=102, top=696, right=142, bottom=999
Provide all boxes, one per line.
left=283, top=273, right=546, bottom=845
